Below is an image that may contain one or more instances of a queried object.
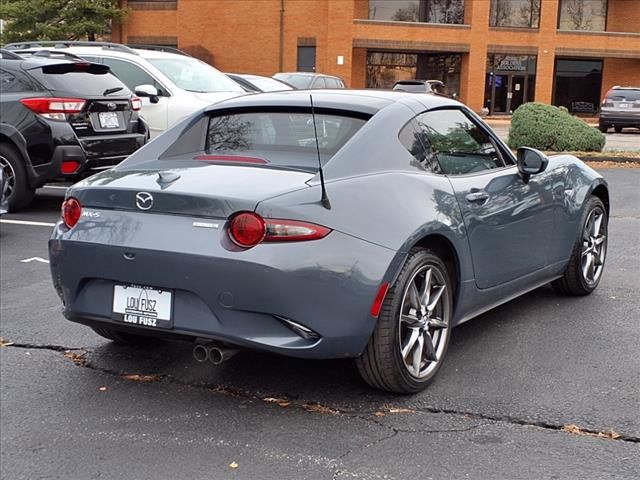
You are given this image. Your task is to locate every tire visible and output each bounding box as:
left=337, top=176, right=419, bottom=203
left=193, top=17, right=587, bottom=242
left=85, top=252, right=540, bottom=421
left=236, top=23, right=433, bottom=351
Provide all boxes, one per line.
left=598, top=124, right=609, bottom=133
left=0, top=142, right=35, bottom=211
left=92, top=327, right=153, bottom=345
left=552, top=196, right=607, bottom=296
left=614, top=126, right=623, bottom=133
left=356, top=248, right=453, bottom=393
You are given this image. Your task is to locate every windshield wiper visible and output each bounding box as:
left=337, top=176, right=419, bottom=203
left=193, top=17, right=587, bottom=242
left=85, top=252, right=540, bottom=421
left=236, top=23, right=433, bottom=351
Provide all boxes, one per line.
left=103, top=87, right=123, bottom=96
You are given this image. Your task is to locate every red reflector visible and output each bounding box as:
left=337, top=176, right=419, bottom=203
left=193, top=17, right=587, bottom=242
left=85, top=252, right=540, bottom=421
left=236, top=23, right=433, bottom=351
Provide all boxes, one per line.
left=61, top=160, right=81, bottom=174
left=229, top=212, right=266, bottom=247
left=370, top=283, right=390, bottom=318
left=193, top=154, right=268, bottom=165
left=61, top=197, right=82, bottom=228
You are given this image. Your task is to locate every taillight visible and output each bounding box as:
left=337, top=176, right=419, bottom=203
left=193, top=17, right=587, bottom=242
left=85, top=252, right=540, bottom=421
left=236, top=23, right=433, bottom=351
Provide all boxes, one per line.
left=20, top=97, right=86, bottom=120
left=228, top=212, right=331, bottom=248
left=61, top=197, right=82, bottom=228
left=130, top=97, right=142, bottom=111
left=61, top=160, right=81, bottom=174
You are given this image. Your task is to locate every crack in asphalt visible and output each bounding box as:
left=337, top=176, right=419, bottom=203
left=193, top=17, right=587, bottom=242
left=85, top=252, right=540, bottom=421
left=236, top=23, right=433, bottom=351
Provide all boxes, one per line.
left=4, top=342, right=640, bottom=445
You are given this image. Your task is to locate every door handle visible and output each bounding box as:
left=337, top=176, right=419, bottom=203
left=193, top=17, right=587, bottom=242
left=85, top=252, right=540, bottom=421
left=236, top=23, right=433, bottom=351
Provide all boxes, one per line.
left=465, top=191, right=490, bottom=203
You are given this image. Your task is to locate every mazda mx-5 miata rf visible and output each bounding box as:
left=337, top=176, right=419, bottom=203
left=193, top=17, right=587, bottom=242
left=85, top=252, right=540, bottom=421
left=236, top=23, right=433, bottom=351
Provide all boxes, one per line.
left=49, top=90, right=609, bottom=393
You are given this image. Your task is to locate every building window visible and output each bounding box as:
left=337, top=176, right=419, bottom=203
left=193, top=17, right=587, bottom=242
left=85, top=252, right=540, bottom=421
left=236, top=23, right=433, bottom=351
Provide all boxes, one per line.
left=558, top=0, right=607, bottom=31
left=484, top=54, right=537, bottom=115
left=368, top=0, right=465, bottom=24
left=553, top=59, right=603, bottom=114
left=366, top=51, right=461, bottom=96
left=297, top=46, right=316, bottom=72
left=490, top=0, right=540, bottom=28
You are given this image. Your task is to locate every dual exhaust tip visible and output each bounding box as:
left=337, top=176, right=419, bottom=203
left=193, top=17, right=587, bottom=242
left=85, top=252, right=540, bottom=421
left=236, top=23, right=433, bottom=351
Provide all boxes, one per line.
left=193, top=343, right=238, bottom=365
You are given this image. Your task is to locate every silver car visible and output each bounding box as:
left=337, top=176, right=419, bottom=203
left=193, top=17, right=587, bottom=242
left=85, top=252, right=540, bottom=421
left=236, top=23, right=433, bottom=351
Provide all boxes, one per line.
left=599, top=86, right=640, bottom=133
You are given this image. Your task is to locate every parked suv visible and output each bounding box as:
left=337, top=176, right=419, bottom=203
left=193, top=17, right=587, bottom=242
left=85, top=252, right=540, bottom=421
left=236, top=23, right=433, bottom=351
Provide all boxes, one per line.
left=0, top=49, right=148, bottom=210
left=4, top=42, right=246, bottom=138
left=599, top=86, right=640, bottom=133
left=272, top=72, right=346, bottom=89
left=393, top=80, right=451, bottom=97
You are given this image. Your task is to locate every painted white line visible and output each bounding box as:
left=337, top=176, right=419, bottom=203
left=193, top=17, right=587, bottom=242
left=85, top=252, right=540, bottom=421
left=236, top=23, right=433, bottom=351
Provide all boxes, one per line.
left=20, top=257, right=50, bottom=264
left=0, top=219, right=56, bottom=227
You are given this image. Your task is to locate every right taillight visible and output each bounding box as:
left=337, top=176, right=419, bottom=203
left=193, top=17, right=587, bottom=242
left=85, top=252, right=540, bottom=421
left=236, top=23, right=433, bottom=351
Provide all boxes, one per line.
left=228, top=212, right=331, bottom=248
left=130, top=97, right=142, bottom=111
left=20, top=97, right=86, bottom=120
left=61, top=197, right=82, bottom=228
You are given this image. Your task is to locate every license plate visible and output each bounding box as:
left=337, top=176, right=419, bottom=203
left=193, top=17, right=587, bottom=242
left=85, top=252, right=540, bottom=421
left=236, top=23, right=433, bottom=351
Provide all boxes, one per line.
left=112, top=284, right=173, bottom=329
left=99, top=111, right=120, bottom=128
left=618, top=103, right=629, bottom=108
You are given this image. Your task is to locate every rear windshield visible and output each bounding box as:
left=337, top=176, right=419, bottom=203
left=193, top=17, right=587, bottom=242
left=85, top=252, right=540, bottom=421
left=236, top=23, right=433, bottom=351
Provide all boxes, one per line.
left=31, top=65, right=129, bottom=97
left=206, top=111, right=367, bottom=171
left=607, top=89, right=640, bottom=101
left=393, top=83, right=425, bottom=93
left=274, top=74, right=313, bottom=89
left=248, top=77, right=293, bottom=92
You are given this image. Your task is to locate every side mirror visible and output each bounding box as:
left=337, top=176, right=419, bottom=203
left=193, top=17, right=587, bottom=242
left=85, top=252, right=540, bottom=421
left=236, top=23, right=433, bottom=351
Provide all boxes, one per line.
left=517, top=147, right=548, bottom=180
left=134, top=84, right=160, bottom=104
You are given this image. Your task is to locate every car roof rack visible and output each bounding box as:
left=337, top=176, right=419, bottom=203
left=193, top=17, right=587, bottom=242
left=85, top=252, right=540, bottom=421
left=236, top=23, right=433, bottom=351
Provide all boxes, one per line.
left=0, top=49, right=23, bottom=60
left=9, top=49, right=85, bottom=61
left=126, top=44, right=191, bottom=57
left=3, top=41, right=138, bottom=55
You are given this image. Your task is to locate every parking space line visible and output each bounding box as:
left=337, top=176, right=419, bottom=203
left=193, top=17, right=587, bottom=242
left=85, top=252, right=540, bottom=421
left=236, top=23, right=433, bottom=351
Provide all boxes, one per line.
left=0, top=219, right=56, bottom=227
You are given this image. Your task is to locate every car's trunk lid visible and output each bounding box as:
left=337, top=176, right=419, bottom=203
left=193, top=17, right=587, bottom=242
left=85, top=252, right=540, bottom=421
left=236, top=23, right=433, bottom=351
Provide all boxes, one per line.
left=70, top=163, right=314, bottom=218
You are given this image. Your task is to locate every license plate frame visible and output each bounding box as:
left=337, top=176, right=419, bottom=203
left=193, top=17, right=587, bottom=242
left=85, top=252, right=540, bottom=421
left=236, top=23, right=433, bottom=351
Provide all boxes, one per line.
left=112, top=284, right=173, bottom=329
left=99, top=111, right=120, bottom=129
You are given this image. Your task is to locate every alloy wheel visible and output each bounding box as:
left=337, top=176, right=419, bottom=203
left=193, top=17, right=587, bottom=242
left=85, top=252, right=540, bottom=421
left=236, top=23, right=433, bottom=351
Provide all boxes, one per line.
left=581, top=207, right=607, bottom=286
left=0, top=155, right=16, bottom=200
left=398, top=265, right=450, bottom=378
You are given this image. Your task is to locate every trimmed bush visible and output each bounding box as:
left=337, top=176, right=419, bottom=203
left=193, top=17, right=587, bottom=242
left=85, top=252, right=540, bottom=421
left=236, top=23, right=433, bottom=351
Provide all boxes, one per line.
left=508, top=102, right=605, bottom=152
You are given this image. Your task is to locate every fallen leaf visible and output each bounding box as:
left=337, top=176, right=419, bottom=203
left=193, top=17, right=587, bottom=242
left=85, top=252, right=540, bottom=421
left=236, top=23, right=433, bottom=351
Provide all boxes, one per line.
left=63, top=351, right=87, bottom=366
left=121, top=373, right=160, bottom=383
left=388, top=408, right=414, bottom=414
left=229, top=461, right=239, bottom=469
left=98, top=386, right=108, bottom=392
left=563, top=424, right=622, bottom=440
left=0, top=337, right=14, bottom=347
left=303, top=403, right=339, bottom=415
left=374, top=411, right=385, bottom=417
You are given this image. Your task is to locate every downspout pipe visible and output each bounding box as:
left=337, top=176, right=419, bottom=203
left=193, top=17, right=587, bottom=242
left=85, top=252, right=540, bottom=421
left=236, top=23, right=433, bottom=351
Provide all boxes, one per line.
left=279, top=0, right=285, bottom=72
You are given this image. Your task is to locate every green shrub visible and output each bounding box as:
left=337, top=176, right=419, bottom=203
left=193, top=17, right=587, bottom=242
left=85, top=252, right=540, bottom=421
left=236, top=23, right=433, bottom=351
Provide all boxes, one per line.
left=508, top=102, right=605, bottom=152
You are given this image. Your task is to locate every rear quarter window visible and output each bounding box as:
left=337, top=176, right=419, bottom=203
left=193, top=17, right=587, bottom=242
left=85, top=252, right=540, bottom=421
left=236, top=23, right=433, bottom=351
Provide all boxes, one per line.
left=206, top=110, right=368, bottom=171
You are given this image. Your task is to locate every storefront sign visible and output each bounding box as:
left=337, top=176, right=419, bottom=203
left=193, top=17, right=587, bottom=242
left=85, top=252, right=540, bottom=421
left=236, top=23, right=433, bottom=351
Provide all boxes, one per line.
left=496, top=56, right=527, bottom=72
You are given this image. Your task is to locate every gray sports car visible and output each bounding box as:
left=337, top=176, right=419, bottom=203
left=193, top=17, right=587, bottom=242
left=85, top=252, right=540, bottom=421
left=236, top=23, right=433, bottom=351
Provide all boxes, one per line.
left=49, top=90, right=609, bottom=393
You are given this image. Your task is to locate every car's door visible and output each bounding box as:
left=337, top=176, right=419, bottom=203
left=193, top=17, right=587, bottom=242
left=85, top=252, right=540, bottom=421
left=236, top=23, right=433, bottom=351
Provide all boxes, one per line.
left=415, top=107, right=556, bottom=289
left=98, top=57, right=169, bottom=136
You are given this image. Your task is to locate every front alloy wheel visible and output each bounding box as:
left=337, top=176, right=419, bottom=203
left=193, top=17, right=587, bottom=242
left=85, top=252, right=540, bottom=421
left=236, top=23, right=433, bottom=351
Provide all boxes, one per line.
left=357, top=248, right=453, bottom=393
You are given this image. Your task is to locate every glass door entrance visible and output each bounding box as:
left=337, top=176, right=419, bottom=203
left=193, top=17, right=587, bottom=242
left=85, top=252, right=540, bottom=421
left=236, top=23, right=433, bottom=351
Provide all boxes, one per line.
left=488, top=73, right=529, bottom=114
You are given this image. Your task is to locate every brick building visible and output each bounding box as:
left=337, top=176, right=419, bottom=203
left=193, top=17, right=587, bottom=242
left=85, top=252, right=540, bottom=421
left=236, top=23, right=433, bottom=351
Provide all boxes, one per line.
left=114, top=0, right=640, bottom=114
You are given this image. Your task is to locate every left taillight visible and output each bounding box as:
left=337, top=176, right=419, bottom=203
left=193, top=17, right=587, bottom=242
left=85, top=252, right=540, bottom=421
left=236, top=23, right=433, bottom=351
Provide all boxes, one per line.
left=228, top=212, right=331, bottom=248
left=130, top=97, right=142, bottom=111
left=61, top=197, right=82, bottom=228
left=20, top=97, right=86, bottom=120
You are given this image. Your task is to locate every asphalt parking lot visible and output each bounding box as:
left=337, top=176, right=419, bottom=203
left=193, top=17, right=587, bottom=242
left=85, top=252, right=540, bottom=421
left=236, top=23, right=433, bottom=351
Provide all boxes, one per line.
left=1, top=169, right=639, bottom=479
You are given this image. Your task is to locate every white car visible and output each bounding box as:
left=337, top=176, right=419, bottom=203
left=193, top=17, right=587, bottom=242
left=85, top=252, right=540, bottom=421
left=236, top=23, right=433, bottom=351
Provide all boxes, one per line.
left=5, top=42, right=246, bottom=138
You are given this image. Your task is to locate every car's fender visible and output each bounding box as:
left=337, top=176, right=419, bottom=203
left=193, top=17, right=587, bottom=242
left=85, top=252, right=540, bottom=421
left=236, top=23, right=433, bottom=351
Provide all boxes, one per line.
left=0, top=123, right=38, bottom=188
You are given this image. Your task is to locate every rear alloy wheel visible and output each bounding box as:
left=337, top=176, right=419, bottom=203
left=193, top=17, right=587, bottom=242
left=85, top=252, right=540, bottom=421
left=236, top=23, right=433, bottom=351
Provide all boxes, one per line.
left=0, top=143, right=35, bottom=211
left=92, top=327, right=153, bottom=345
left=614, top=126, right=623, bottom=133
left=552, top=196, right=607, bottom=295
left=598, top=124, right=609, bottom=133
left=357, top=248, right=452, bottom=393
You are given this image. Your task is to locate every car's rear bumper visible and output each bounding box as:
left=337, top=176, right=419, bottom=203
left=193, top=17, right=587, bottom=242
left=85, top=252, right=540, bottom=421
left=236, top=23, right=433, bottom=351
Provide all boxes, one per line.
left=49, top=211, right=397, bottom=359
left=599, top=112, right=640, bottom=126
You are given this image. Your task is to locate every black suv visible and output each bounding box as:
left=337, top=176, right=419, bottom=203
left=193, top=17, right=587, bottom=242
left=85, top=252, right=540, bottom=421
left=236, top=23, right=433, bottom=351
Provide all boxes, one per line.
left=0, top=49, right=148, bottom=210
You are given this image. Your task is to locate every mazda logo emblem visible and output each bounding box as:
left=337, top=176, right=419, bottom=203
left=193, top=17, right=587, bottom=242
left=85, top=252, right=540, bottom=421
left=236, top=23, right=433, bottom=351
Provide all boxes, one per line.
left=135, top=192, right=154, bottom=210
left=106, top=102, right=117, bottom=111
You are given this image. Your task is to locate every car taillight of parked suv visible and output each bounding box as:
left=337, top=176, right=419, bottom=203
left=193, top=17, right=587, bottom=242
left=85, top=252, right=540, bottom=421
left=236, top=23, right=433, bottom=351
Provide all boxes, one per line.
left=599, top=86, right=640, bottom=133
left=0, top=49, right=148, bottom=211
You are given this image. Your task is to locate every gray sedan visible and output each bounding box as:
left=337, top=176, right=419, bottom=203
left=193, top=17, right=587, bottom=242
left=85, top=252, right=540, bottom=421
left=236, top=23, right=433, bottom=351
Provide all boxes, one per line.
left=49, top=90, right=609, bottom=393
